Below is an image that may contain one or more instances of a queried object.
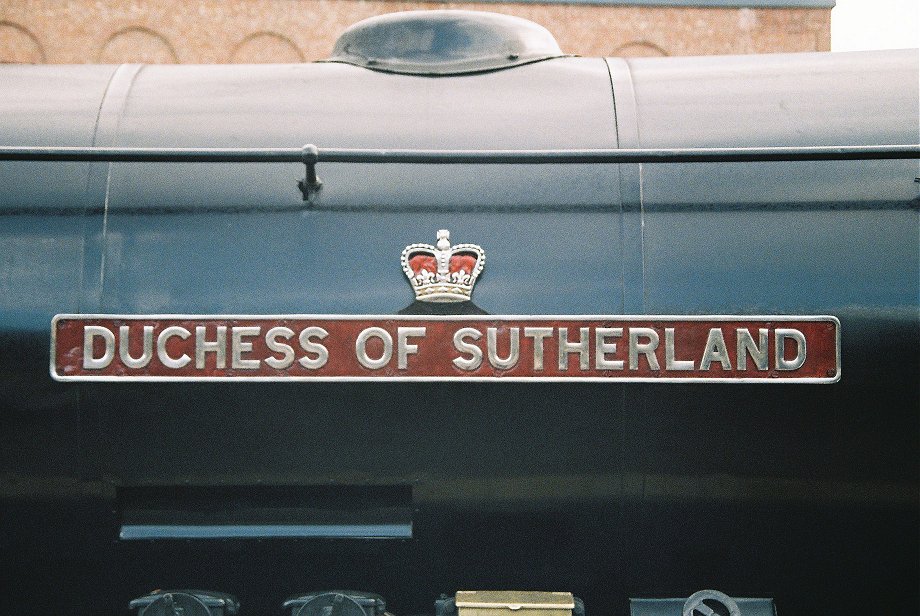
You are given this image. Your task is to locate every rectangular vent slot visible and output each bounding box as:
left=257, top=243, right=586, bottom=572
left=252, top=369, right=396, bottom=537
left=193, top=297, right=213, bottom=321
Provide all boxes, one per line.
left=118, top=485, right=412, bottom=540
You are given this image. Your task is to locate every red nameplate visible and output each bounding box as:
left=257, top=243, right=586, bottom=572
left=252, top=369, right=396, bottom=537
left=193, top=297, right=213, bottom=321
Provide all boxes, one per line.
left=52, top=315, right=840, bottom=382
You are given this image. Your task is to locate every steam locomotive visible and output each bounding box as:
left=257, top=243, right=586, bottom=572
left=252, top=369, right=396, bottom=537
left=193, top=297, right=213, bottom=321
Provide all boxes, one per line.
left=1, top=10, right=917, bottom=616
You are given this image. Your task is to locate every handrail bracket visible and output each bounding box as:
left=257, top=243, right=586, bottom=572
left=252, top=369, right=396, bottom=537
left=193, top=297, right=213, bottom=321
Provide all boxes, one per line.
left=298, top=144, right=322, bottom=201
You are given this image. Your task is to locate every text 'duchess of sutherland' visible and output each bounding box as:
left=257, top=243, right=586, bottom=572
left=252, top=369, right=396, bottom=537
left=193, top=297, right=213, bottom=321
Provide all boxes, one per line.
left=52, top=315, right=840, bottom=383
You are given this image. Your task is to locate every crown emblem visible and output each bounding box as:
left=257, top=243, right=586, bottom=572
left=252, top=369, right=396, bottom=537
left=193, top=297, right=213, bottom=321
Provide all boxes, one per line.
left=401, top=230, right=485, bottom=303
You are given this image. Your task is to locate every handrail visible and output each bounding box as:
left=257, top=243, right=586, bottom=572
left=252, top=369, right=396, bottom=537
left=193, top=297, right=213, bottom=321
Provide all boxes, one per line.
left=1, top=144, right=917, bottom=200
left=1, top=144, right=917, bottom=163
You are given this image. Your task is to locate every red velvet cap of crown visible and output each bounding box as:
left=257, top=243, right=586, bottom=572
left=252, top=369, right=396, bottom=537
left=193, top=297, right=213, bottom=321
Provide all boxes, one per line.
left=408, top=252, right=478, bottom=276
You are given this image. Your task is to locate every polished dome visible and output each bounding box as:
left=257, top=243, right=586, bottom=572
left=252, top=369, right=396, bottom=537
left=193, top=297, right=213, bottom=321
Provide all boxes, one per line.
left=325, top=10, right=566, bottom=76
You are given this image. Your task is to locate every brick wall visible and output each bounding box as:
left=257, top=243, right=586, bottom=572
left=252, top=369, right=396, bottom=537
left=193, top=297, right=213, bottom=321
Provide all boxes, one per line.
left=1, top=0, right=830, bottom=63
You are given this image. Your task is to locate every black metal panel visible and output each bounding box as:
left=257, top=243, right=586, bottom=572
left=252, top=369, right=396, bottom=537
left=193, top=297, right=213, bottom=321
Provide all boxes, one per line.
left=0, top=47, right=918, bottom=616
left=610, top=49, right=919, bottom=614
left=0, top=64, right=119, bottom=616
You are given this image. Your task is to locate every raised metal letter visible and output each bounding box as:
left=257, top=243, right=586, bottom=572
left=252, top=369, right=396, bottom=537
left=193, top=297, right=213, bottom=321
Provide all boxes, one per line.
left=195, top=325, right=227, bottom=369
left=487, top=327, right=520, bottom=370
left=776, top=328, right=807, bottom=370
left=397, top=326, right=426, bottom=369
left=157, top=326, right=191, bottom=369
left=83, top=325, right=115, bottom=370
left=356, top=327, right=393, bottom=370
left=231, top=326, right=260, bottom=370
left=559, top=327, right=590, bottom=371
left=298, top=326, right=329, bottom=369
left=737, top=327, right=768, bottom=370
left=629, top=328, right=660, bottom=370
left=523, top=327, right=553, bottom=371
left=665, top=327, right=694, bottom=370
left=453, top=327, right=483, bottom=371
left=265, top=326, right=296, bottom=370
left=119, top=325, right=153, bottom=369
left=595, top=327, right=624, bottom=370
